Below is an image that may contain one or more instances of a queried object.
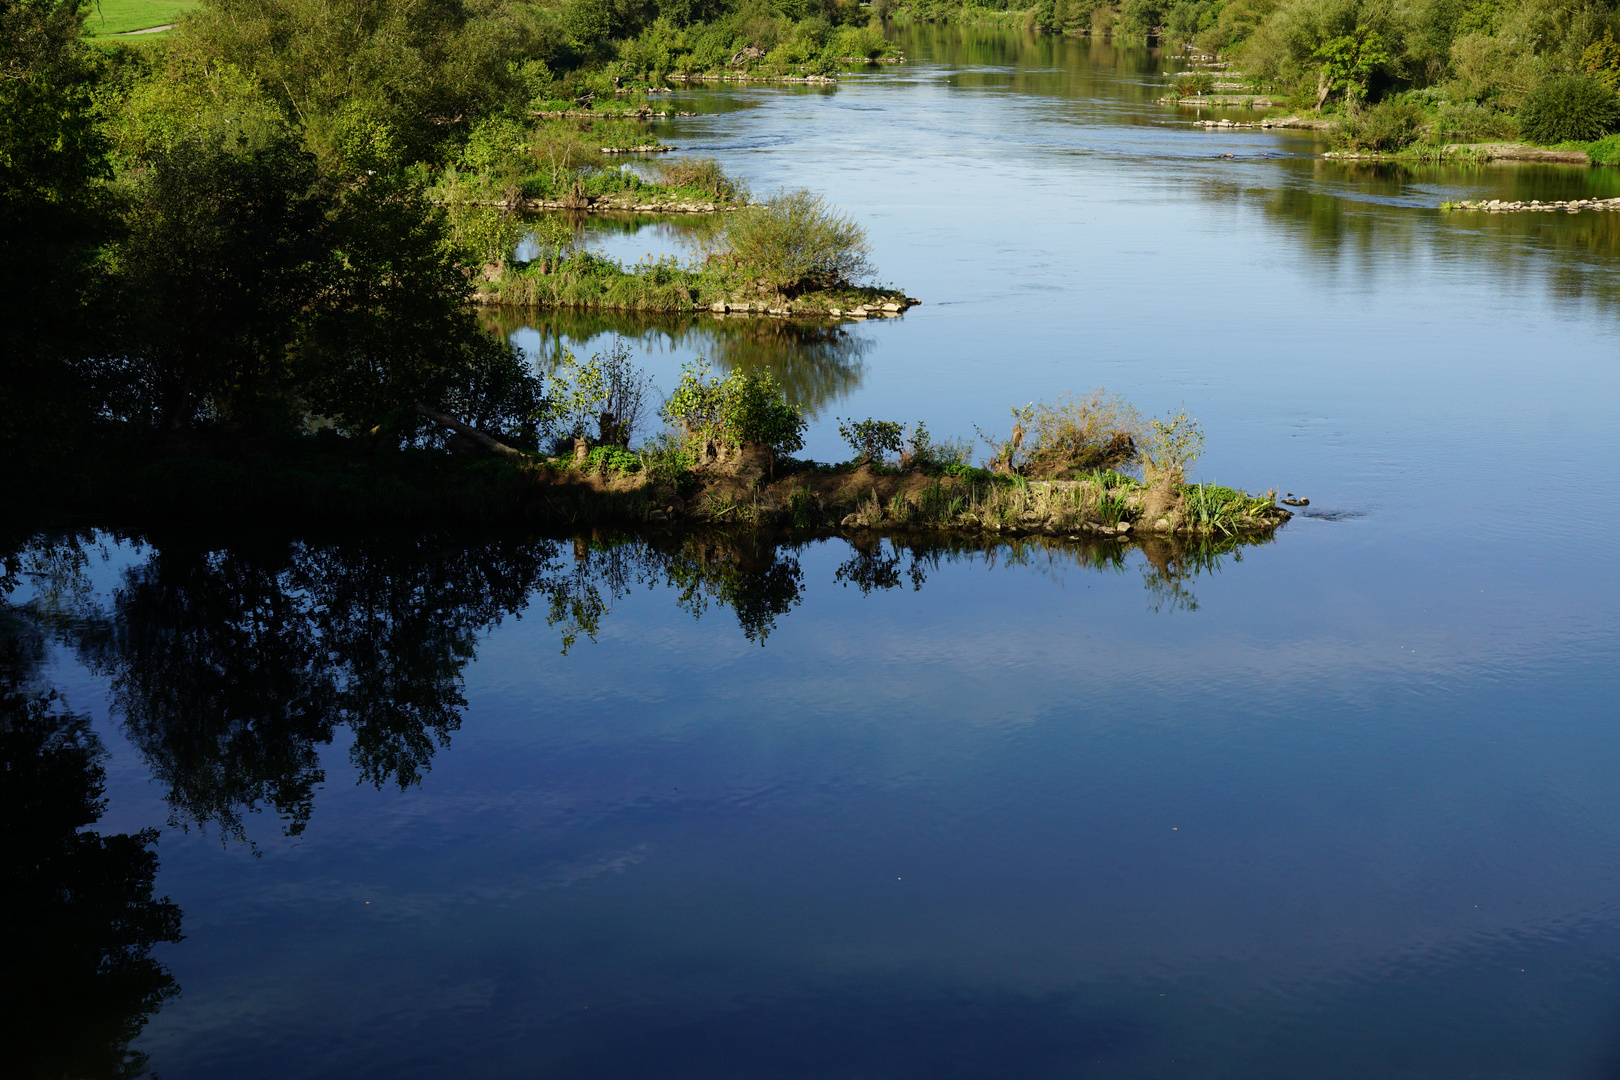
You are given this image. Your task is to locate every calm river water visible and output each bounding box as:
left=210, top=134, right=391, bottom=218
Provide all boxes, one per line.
left=10, top=25, right=1620, bottom=1079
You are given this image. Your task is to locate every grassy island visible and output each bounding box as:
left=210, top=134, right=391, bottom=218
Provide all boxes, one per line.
left=474, top=188, right=919, bottom=316
left=19, top=342, right=1290, bottom=546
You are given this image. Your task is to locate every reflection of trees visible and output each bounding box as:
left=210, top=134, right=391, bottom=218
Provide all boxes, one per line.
left=482, top=307, right=871, bottom=419
left=68, top=533, right=566, bottom=839
left=899, top=24, right=1167, bottom=111
left=5, top=523, right=1263, bottom=855
left=1207, top=162, right=1620, bottom=316
left=0, top=537, right=183, bottom=1080
left=658, top=532, right=803, bottom=644
left=833, top=530, right=1265, bottom=613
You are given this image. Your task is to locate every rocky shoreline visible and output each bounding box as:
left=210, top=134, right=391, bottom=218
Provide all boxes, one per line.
left=666, top=71, right=840, bottom=85
left=475, top=290, right=920, bottom=318
left=1444, top=196, right=1620, bottom=212
left=1194, top=115, right=1333, bottom=130
left=454, top=194, right=745, bottom=214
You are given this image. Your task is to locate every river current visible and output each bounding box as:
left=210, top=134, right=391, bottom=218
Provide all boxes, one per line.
left=9, top=25, right=1620, bottom=1079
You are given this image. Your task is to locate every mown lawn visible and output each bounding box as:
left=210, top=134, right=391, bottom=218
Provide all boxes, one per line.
left=83, top=0, right=196, bottom=36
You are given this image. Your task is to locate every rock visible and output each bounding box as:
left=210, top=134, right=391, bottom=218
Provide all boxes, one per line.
left=828, top=308, right=842, bottom=316
left=882, top=302, right=901, bottom=312
left=841, top=514, right=859, bottom=527
left=647, top=510, right=668, bottom=522
left=1116, top=521, right=1132, bottom=532
left=710, top=302, right=727, bottom=312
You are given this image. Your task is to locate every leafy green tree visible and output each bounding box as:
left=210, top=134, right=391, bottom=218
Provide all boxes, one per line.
left=1313, top=25, right=1392, bottom=107
left=717, top=187, right=874, bottom=295
left=663, top=360, right=806, bottom=456
left=180, top=0, right=538, bottom=162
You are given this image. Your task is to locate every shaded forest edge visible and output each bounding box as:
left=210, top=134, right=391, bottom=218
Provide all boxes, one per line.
left=14, top=368, right=1291, bottom=543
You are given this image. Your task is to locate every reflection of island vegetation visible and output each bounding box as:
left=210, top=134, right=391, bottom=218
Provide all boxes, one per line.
left=8, top=528, right=1259, bottom=844
left=480, top=307, right=870, bottom=417
left=1, top=540, right=183, bottom=1080
left=1207, top=168, right=1620, bottom=315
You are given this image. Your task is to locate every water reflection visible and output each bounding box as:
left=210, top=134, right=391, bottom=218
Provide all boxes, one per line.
left=483, top=306, right=871, bottom=416
left=0, top=538, right=184, bottom=1080
left=4, top=528, right=1263, bottom=845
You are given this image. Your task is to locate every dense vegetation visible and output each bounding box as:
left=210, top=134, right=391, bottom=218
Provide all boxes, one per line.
left=0, top=0, right=897, bottom=496
left=896, top=0, right=1620, bottom=147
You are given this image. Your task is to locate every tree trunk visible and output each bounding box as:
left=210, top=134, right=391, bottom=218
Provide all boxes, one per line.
left=411, top=404, right=529, bottom=461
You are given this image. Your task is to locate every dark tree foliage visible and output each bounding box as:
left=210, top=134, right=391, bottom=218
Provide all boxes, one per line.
left=0, top=549, right=184, bottom=1080
left=114, top=127, right=331, bottom=430
left=0, top=0, right=113, bottom=469
left=106, top=116, right=542, bottom=440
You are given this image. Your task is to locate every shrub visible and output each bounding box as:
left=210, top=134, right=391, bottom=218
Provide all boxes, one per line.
left=1431, top=102, right=1519, bottom=141
left=1331, top=98, right=1426, bottom=151
left=662, top=361, right=806, bottom=456
left=1175, top=71, right=1215, bottom=96
left=718, top=188, right=874, bottom=295
left=1142, top=406, right=1204, bottom=484
left=1586, top=133, right=1620, bottom=164
left=829, top=25, right=892, bottom=59
left=653, top=156, right=749, bottom=201
left=545, top=340, right=653, bottom=446
left=837, top=417, right=904, bottom=463
left=1517, top=76, right=1620, bottom=145
left=1023, top=390, right=1145, bottom=478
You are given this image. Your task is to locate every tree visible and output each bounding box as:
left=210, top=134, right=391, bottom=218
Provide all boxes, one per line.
left=718, top=187, right=874, bottom=296
left=0, top=0, right=113, bottom=471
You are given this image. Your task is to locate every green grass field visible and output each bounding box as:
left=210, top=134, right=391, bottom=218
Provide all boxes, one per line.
left=84, top=0, right=196, bottom=36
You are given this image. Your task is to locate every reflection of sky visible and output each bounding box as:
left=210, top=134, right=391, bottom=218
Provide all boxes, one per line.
left=48, top=23, right=1620, bottom=1078
left=61, top=521, right=1620, bottom=1078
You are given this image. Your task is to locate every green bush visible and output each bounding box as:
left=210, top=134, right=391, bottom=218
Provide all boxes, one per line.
left=1175, top=71, right=1215, bottom=96
left=718, top=188, right=874, bottom=295
left=1517, top=76, right=1620, bottom=145
left=1432, top=102, right=1519, bottom=141
left=1585, top=132, right=1620, bottom=164
left=1331, top=98, right=1426, bottom=152
left=653, top=156, right=749, bottom=201
left=837, top=417, right=904, bottom=463
left=662, top=361, right=806, bottom=456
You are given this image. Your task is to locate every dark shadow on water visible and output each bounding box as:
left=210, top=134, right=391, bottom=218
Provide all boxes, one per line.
left=0, top=539, right=184, bottom=1080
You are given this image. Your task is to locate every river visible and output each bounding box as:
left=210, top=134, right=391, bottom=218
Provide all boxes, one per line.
left=8, top=24, right=1620, bottom=1079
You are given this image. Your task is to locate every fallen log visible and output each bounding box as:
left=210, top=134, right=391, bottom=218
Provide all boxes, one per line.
left=412, top=404, right=530, bottom=461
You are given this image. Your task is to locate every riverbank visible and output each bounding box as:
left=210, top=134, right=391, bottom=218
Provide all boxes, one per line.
left=474, top=255, right=919, bottom=316
left=23, top=433, right=1290, bottom=544
left=1324, top=142, right=1595, bottom=164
